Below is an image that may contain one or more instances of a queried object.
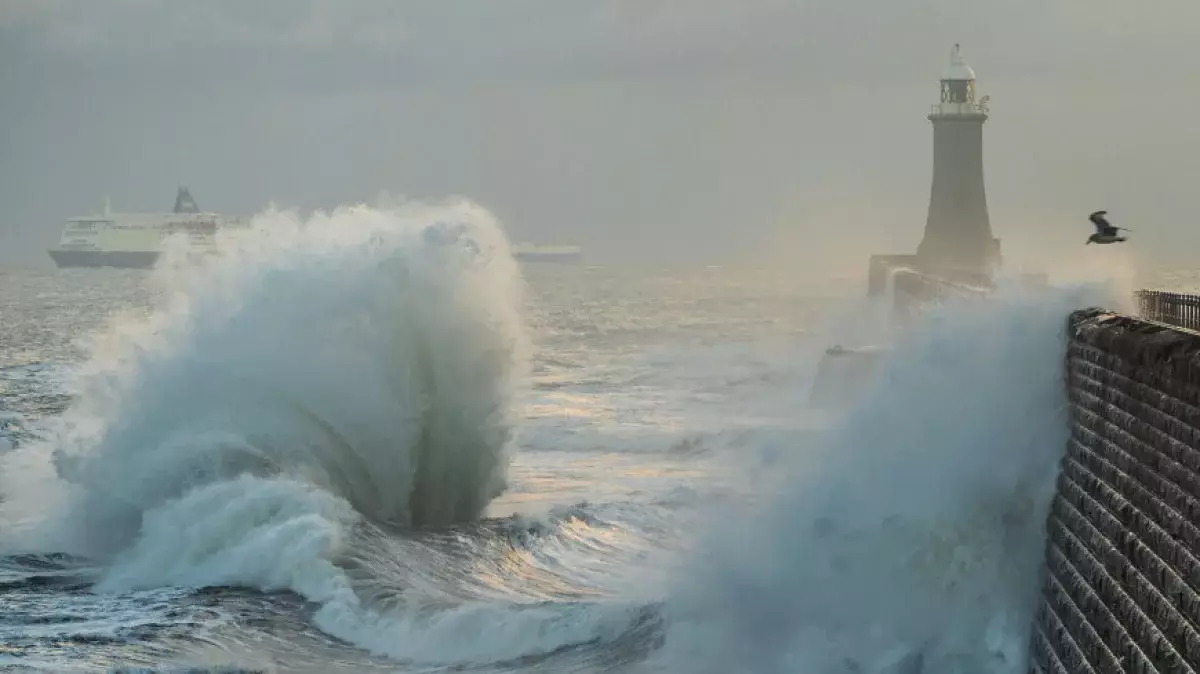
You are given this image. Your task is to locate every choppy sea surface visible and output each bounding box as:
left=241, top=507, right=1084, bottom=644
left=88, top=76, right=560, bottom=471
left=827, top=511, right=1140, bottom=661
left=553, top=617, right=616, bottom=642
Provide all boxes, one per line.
left=0, top=204, right=1185, bottom=673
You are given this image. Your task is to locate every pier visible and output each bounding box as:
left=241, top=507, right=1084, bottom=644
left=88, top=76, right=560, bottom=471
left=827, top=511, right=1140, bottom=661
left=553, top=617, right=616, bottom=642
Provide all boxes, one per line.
left=1031, top=293, right=1200, bottom=673
left=849, top=44, right=1200, bottom=670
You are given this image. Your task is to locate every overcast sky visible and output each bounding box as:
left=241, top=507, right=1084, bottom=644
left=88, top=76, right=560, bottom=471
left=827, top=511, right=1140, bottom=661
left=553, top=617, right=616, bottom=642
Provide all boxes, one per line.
left=2, top=0, right=1199, bottom=270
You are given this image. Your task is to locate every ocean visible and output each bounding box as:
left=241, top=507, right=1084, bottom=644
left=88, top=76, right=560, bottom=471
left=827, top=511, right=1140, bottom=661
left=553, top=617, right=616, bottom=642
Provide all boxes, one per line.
left=0, top=201, right=1167, bottom=673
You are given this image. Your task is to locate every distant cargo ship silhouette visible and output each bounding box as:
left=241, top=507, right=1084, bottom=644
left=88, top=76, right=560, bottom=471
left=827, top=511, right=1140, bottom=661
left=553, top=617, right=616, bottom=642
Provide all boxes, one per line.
left=510, top=243, right=582, bottom=263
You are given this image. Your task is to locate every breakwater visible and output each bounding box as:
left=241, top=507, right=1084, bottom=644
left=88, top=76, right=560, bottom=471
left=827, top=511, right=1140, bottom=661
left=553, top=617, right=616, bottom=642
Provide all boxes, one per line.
left=1031, top=299, right=1200, bottom=673
left=822, top=275, right=1200, bottom=670
left=1136, top=290, right=1200, bottom=332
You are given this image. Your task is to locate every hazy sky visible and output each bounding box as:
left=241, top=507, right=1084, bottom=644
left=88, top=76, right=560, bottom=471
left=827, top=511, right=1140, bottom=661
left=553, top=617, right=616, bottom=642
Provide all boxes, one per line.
left=3, top=0, right=1199, bottom=270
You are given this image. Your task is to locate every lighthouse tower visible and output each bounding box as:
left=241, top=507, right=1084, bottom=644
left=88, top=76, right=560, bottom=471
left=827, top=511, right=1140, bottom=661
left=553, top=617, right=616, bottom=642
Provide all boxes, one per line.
left=915, top=44, right=1000, bottom=283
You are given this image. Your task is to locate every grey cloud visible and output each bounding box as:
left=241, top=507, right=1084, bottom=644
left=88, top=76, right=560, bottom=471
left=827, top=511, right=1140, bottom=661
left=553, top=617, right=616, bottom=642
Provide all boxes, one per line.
left=2, top=0, right=1200, bottom=268
left=1, top=0, right=411, bottom=52
left=5, top=0, right=1197, bottom=92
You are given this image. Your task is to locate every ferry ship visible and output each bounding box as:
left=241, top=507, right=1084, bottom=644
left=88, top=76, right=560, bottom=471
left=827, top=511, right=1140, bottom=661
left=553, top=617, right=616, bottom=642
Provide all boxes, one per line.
left=48, top=188, right=581, bottom=269
left=47, top=187, right=250, bottom=269
left=511, top=243, right=582, bottom=263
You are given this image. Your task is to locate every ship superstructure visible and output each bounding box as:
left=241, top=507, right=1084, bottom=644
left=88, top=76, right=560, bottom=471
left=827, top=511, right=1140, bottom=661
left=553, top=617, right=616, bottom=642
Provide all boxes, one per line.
left=47, top=187, right=250, bottom=269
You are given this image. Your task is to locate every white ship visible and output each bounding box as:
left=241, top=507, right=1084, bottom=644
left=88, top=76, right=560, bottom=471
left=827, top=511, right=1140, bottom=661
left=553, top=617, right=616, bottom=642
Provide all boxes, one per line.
left=510, top=243, right=582, bottom=263
left=48, top=188, right=580, bottom=269
left=47, top=187, right=250, bottom=269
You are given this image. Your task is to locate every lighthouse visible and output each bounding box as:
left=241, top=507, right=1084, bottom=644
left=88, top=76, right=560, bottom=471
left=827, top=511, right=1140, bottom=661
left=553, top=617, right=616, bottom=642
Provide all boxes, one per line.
left=915, top=44, right=1000, bottom=283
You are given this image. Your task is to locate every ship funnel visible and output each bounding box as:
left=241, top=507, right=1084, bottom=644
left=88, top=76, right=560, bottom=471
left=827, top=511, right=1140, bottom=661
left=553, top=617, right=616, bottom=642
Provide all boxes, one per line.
left=173, top=186, right=199, bottom=214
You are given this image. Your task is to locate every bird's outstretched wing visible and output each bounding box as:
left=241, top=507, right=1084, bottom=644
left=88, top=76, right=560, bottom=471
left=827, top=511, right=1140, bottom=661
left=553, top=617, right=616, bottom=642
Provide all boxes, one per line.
left=1088, top=210, right=1126, bottom=236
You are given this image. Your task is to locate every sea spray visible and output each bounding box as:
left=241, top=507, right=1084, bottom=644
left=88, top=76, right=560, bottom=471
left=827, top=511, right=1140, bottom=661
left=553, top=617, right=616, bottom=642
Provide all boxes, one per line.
left=655, top=280, right=1122, bottom=674
left=51, top=200, right=528, bottom=550
left=13, top=199, right=665, bottom=663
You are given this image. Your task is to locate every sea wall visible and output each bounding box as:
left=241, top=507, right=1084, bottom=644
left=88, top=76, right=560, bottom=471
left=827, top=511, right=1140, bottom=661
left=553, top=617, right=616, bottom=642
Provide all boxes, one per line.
left=1031, top=308, right=1200, bottom=673
left=867, top=254, right=919, bottom=297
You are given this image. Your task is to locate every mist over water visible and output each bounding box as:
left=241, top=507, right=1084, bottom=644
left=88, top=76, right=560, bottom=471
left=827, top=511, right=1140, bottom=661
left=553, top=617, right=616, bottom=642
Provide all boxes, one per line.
left=653, top=280, right=1121, bottom=674
left=3, top=2, right=1196, bottom=669
left=0, top=194, right=1132, bottom=672
left=4, top=200, right=582, bottom=664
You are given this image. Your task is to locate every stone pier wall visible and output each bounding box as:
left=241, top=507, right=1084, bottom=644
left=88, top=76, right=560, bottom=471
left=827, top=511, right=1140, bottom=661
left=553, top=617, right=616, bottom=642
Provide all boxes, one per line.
left=1031, top=308, right=1200, bottom=673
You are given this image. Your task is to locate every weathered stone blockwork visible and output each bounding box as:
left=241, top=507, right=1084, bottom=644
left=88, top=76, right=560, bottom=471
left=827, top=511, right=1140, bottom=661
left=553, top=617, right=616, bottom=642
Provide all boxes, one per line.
left=1032, top=309, right=1200, bottom=674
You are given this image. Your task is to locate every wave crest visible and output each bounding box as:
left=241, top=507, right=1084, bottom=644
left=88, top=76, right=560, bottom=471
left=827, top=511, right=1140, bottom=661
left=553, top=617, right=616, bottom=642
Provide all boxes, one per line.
left=48, top=198, right=528, bottom=560
left=657, top=281, right=1122, bottom=674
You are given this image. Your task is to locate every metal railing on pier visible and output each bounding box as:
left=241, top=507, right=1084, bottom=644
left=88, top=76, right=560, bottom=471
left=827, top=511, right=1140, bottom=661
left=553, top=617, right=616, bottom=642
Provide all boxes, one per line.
left=1135, top=289, right=1200, bottom=331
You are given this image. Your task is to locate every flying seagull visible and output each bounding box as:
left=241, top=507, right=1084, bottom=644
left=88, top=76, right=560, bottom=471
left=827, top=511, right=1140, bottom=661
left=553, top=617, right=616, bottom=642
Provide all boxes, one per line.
left=1087, top=210, right=1131, bottom=244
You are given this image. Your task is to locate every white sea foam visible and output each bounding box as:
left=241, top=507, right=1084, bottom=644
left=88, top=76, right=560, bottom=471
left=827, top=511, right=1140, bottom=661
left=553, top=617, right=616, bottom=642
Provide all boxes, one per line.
left=655, top=279, right=1121, bottom=674
left=23, top=200, right=652, bottom=665
left=0, top=200, right=1132, bottom=670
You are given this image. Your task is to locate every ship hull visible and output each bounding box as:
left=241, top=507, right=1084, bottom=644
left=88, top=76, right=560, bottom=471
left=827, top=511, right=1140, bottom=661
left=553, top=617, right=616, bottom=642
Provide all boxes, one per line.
left=513, top=251, right=582, bottom=263
left=48, top=249, right=160, bottom=269
left=49, top=240, right=575, bottom=268
left=50, top=248, right=581, bottom=268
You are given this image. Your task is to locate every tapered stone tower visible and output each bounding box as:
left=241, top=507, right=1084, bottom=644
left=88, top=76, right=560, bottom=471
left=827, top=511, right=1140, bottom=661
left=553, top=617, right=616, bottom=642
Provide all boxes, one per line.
left=915, top=44, right=1000, bottom=283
